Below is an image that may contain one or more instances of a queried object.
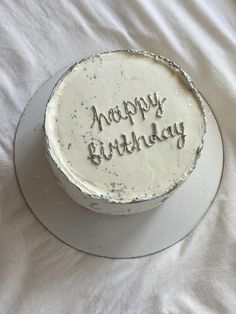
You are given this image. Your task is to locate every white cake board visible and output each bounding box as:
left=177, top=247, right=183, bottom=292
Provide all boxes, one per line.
left=14, top=68, right=224, bottom=259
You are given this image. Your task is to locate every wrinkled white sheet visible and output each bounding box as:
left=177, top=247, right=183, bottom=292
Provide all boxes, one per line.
left=1, top=1, right=236, bottom=313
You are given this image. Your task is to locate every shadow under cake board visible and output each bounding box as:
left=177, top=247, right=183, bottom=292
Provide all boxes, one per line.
left=14, top=67, right=224, bottom=259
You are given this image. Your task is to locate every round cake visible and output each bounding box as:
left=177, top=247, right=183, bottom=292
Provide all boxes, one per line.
left=44, top=50, right=206, bottom=215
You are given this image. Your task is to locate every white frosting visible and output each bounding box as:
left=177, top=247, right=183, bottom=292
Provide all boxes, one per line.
left=45, top=50, right=205, bottom=213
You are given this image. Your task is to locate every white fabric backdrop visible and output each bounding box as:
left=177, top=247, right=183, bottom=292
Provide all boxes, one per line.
left=1, top=1, right=236, bottom=313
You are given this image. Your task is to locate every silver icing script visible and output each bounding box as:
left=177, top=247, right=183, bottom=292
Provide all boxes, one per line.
left=87, top=92, right=186, bottom=165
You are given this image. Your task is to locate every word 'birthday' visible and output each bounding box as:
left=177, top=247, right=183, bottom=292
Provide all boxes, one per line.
left=88, top=121, right=186, bottom=166
left=91, top=92, right=166, bottom=131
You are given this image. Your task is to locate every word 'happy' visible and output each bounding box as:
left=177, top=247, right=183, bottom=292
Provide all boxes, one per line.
left=90, top=92, right=166, bottom=131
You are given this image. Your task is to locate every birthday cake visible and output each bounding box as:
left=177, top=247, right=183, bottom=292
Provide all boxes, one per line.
left=44, top=50, right=206, bottom=215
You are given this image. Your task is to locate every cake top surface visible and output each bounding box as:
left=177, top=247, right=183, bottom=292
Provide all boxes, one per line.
left=45, top=50, right=206, bottom=203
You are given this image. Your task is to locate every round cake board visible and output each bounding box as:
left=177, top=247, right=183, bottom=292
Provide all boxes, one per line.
left=14, top=67, right=224, bottom=259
